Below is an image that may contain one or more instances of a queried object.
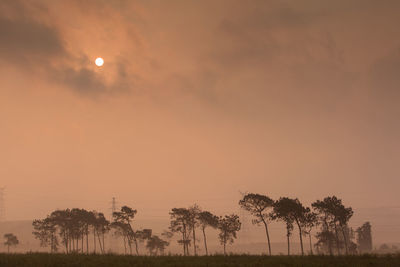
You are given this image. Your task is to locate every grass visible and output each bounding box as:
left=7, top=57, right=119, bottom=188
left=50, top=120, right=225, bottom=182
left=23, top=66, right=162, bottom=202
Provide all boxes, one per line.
left=0, top=253, right=399, bottom=267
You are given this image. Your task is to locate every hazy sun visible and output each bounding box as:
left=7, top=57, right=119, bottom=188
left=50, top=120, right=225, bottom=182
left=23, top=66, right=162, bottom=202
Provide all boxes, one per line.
left=95, top=57, right=104, bottom=67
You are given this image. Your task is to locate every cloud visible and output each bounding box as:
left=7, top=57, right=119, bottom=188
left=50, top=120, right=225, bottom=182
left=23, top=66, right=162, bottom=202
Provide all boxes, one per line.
left=0, top=17, right=65, bottom=68
left=369, top=48, right=400, bottom=99
left=0, top=0, right=133, bottom=97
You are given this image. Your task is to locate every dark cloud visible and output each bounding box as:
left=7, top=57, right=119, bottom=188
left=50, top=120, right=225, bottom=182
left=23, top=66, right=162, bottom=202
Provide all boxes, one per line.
left=0, top=17, right=65, bottom=67
left=0, top=0, right=132, bottom=97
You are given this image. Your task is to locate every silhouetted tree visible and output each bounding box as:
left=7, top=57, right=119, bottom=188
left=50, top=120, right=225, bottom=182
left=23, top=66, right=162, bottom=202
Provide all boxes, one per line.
left=188, top=204, right=201, bottom=255
left=48, top=209, right=73, bottom=253
left=217, top=214, right=241, bottom=255
left=33, top=208, right=113, bottom=254
left=146, top=235, right=170, bottom=255
left=312, top=198, right=336, bottom=255
left=336, top=201, right=354, bottom=255
left=4, top=233, right=19, bottom=253
left=239, top=193, right=274, bottom=255
left=356, top=222, right=372, bottom=253
left=312, top=196, right=353, bottom=255
left=93, top=212, right=110, bottom=254
left=273, top=198, right=295, bottom=255
left=198, top=210, right=219, bottom=255
left=273, top=198, right=314, bottom=255
left=32, top=218, right=58, bottom=253
left=301, top=210, right=318, bottom=255
left=111, top=221, right=129, bottom=254
left=314, top=228, right=336, bottom=255
left=112, top=206, right=139, bottom=255
left=169, top=208, right=192, bottom=255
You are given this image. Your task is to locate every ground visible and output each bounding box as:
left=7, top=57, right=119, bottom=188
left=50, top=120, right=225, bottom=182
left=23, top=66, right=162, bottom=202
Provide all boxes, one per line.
left=1, top=254, right=400, bottom=267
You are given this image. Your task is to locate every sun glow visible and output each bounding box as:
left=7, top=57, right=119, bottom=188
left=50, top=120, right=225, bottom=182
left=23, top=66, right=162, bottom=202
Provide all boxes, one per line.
left=95, top=57, right=104, bottom=67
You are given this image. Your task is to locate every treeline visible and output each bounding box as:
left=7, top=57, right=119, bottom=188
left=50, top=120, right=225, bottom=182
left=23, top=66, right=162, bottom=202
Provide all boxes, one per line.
left=31, top=194, right=372, bottom=255
left=238, top=194, right=371, bottom=256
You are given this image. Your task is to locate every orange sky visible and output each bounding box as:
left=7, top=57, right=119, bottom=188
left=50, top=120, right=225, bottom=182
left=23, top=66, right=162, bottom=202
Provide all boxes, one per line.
left=1, top=0, right=400, bottom=243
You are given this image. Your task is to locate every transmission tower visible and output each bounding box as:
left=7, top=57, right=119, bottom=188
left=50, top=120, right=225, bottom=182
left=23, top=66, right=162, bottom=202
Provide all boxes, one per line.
left=110, top=197, right=118, bottom=219
left=0, top=187, right=5, bottom=221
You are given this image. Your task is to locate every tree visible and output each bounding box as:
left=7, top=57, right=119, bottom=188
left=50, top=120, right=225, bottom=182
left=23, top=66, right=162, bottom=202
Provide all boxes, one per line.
left=335, top=201, right=354, bottom=255
left=198, top=210, right=219, bottom=255
left=4, top=233, right=19, bottom=253
left=93, top=212, right=110, bottom=254
left=146, top=235, right=169, bottom=255
left=169, top=208, right=192, bottom=255
left=48, top=209, right=73, bottom=253
left=312, top=196, right=353, bottom=255
left=314, top=228, right=336, bottom=255
left=32, top=218, right=59, bottom=253
left=33, top=208, right=112, bottom=254
left=217, top=214, right=241, bottom=255
left=356, top=222, right=372, bottom=253
left=112, top=206, right=139, bottom=255
left=273, top=198, right=295, bottom=255
left=312, top=197, right=336, bottom=255
left=273, top=197, right=311, bottom=255
left=239, top=193, right=274, bottom=255
left=188, top=204, right=201, bottom=255
left=301, top=210, right=318, bottom=255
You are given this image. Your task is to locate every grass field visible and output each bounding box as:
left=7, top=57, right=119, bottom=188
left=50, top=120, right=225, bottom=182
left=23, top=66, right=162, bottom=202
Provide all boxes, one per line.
left=1, top=254, right=400, bottom=267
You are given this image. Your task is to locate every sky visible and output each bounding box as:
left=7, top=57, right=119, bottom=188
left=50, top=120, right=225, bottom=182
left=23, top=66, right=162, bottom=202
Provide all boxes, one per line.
left=1, top=0, right=400, bottom=244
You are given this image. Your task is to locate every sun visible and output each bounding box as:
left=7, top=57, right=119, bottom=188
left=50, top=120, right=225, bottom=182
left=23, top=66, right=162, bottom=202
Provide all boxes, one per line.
left=95, top=57, right=104, bottom=67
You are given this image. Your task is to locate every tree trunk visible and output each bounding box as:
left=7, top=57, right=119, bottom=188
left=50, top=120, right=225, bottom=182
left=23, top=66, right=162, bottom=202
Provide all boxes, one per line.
left=181, top=232, right=185, bottom=255
left=123, top=235, right=127, bottom=254
left=86, top=227, right=89, bottom=254
left=202, top=227, right=208, bottom=256
left=93, top=229, right=96, bottom=253
left=128, top=238, right=132, bottom=255
left=309, top=232, right=313, bottom=255
left=50, top=234, right=54, bottom=253
left=102, top=232, right=105, bottom=253
left=261, top=218, right=272, bottom=256
left=97, top=233, right=104, bottom=253
left=192, top=227, right=197, bottom=255
left=64, top=232, right=68, bottom=253
left=333, top=223, right=341, bottom=255
left=323, top=218, right=333, bottom=256
left=340, top=224, right=349, bottom=255
left=287, top=231, right=290, bottom=256
left=134, top=238, right=139, bottom=255
left=223, top=241, right=226, bottom=256
left=296, top=220, right=304, bottom=255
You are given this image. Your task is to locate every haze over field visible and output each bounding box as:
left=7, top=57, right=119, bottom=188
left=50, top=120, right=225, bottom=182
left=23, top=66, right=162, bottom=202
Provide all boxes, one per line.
left=1, top=0, right=400, bottom=248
